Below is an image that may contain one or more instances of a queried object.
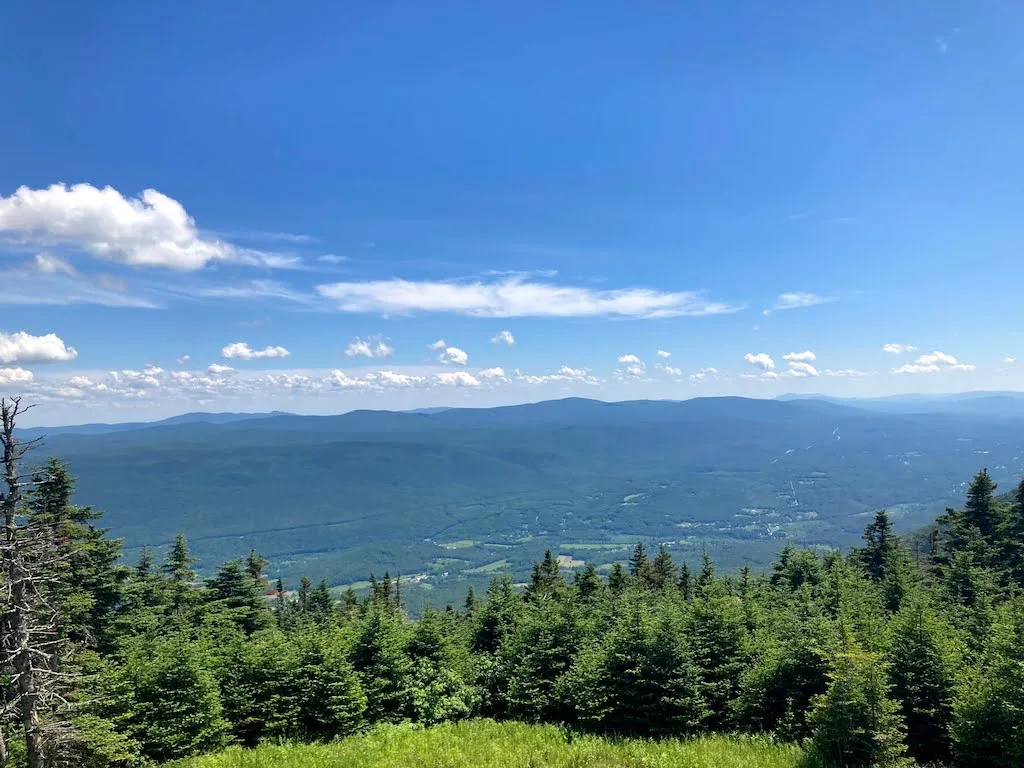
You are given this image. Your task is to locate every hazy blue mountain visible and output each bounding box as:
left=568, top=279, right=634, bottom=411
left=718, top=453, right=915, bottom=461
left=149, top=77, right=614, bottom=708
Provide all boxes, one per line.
left=17, top=410, right=293, bottom=440
left=27, top=396, right=1024, bottom=589
left=778, top=391, right=1024, bottom=416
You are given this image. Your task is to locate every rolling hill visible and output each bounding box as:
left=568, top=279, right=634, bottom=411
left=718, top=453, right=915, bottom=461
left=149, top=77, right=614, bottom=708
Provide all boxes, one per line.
left=26, top=396, right=1024, bottom=594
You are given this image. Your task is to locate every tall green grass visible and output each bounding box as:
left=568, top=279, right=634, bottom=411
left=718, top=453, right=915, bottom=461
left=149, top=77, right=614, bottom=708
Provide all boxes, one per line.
left=169, top=720, right=811, bottom=768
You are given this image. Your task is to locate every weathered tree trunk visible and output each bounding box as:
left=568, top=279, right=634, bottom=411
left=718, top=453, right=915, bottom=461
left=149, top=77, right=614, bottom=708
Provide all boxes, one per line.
left=1, top=399, right=46, bottom=768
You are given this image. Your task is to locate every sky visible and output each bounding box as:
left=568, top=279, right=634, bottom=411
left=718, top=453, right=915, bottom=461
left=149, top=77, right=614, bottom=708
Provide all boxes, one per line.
left=2, top=1, right=1023, bottom=425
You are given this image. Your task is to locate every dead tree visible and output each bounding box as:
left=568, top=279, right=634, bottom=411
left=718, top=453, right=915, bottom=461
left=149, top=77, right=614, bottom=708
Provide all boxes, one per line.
left=1, top=398, right=73, bottom=768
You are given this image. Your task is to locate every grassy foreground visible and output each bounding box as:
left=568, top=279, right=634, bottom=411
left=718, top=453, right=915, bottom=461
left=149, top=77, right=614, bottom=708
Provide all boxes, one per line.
left=169, top=720, right=811, bottom=768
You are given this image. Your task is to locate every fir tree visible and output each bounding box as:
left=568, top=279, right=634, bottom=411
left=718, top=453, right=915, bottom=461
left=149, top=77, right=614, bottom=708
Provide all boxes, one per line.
left=649, top=545, right=675, bottom=589
left=887, top=594, right=957, bottom=765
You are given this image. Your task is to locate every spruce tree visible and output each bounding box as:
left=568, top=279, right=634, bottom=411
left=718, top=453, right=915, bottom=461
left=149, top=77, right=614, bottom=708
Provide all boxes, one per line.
left=349, top=604, right=412, bottom=724
left=950, top=596, right=1024, bottom=767
left=809, top=641, right=909, bottom=767
left=203, top=559, right=272, bottom=635
left=677, top=562, right=693, bottom=600
left=887, top=594, right=957, bottom=765
left=649, top=545, right=675, bottom=589
left=628, top=542, right=651, bottom=588
left=858, top=510, right=898, bottom=583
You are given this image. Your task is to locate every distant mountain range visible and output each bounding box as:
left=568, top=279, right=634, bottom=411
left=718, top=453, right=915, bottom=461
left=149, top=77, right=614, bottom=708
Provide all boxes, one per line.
left=17, top=395, right=1024, bottom=600
left=777, top=391, right=1024, bottom=416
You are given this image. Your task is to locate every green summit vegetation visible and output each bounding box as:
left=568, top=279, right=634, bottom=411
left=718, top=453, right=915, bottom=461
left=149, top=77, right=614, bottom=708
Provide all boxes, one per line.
left=167, top=721, right=809, bottom=768
left=3, top=397, right=1024, bottom=767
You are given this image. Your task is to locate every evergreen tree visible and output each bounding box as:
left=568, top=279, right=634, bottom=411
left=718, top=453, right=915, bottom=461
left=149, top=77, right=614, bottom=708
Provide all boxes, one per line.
left=306, top=579, right=336, bottom=625
left=292, top=631, right=366, bottom=740
left=649, top=545, right=675, bottom=589
left=204, top=559, right=272, bottom=635
left=688, top=593, right=747, bottom=730
left=571, top=562, right=603, bottom=602
left=809, top=642, right=909, bottom=767
left=407, top=609, right=475, bottom=724
left=677, top=562, right=693, bottom=601
left=607, top=562, right=627, bottom=595
left=628, top=542, right=651, bottom=588
left=113, top=637, right=229, bottom=763
left=567, top=598, right=704, bottom=735
left=950, top=596, right=1024, bottom=767
left=887, top=594, right=958, bottom=765
left=1000, top=478, right=1024, bottom=584
left=349, top=604, right=412, bottom=724
left=525, top=550, right=562, bottom=599
left=858, top=510, right=898, bottom=583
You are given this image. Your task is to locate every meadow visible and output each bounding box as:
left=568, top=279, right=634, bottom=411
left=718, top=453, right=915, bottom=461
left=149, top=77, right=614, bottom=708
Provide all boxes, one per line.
left=169, top=721, right=812, bottom=768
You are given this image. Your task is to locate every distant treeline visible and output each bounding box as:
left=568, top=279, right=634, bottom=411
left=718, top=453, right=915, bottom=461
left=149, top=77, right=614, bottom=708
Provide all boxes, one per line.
left=5, top=457, right=1024, bottom=767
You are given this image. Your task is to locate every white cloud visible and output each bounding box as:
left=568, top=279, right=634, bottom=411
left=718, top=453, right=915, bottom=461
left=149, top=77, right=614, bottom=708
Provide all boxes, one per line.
left=689, top=367, right=719, bottom=383
left=194, top=280, right=313, bottom=304
left=0, top=331, right=78, bottom=364
left=491, top=329, right=515, bottom=346
left=0, top=367, right=33, bottom=385
left=892, top=351, right=975, bottom=374
left=207, top=364, right=235, bottom=375
left=656, top=350, right=671, bottom=358
left=33, top=252, right=76, bottom=275
left=617, top=354, right=643, bottom=365
left=370, top=371, right=425, bottom=387
left=784, top=361, right=820, bottom=378
left=741, top=371, right=781, bottom=381
left=427, top=339, right=447, bottom=351
left=478, top=367, right=508, bottom=381
left=344, top=336, right=395, bottom=359
left=771, top=292, right=832, bottom=311
left=177, top=355, right=191, bottom=365
left=744, top=352, right=776, bottom=371
left=883, top=343, right=917, bottom=355
left=1003, top=356, right=1017, bottom=365
left=515, top=366, right=599, bottom=385
left=656, top=364, right=682, bottom=376
left=435, top=371, right=481, bottom=387
left=438, top=346, right=469, bottom=365
left=0, top=268, right=160, bottom=309
left=0, top=183, right=294, bottom=270
left=220, top=342, right=290, bottom=360
left=783, top=350, right=816, bottom=362
left=823, top=369, right=874, bottom=377
left=316, top=277, right=740, bottom=318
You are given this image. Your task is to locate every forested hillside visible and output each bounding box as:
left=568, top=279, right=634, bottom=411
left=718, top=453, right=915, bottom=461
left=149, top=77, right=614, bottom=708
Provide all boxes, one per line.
left=3, top=393, right=1023, bottom=766
left=29, top=397, right=1024, bottom=594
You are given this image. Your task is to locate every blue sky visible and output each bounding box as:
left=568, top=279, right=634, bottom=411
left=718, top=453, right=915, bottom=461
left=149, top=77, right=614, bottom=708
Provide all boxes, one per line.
left=2, top=1, right=1023, bottom=424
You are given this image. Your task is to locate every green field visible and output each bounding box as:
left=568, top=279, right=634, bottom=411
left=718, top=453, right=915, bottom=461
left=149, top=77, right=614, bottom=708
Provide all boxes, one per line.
left=169, top=721, right=812, bottom=768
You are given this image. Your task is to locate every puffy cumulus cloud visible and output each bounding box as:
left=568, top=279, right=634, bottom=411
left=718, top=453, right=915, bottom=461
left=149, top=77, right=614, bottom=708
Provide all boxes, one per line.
left=435, top=371, right=481, bottom=387
left=0, top=183, right=295, bottom=271
left=767, top=292, right=832, bottom=313
left=883, top=343, right=917, bottom=355
left=783, top=350, right=816, bottom=363
left=207, top=364, right=235, bottom=375
left=617, top=354, right=642, bottom=365
left=0, top=367, right=33, bottom=385
left=741, top=371, right=781, bottom=381
left=1003, top=356, right=1017, bottom=364
left=438, top=346, right=469, bottom=365
left=892, top=351, right=975, bottom=375
left=316, top=277, right=740, bottom=318
left=785, top=361, right=820, bottom=378
left=744, top=352, right=776, bottom=371
left=689, top=367, right=719, bottom=383
left=490, top=329, right=515, bottom=346
left=478, top=367, right=508, bottom=381
left=656, top=350, right=671, bottom=358
left=615, top=354, right=646, bottom=380
left=176, top=355, right=191, bottom=365
left=0, top=331, right=78, bottom=364
left=427, top=339, right=447, bottom=351
left=344, top=336, right=394, bottom=359
left=655, top=364, right=682, bottom=376
left=220, top=342, right=290, bottom=360
left=514, top=366, right=599, bottom=386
